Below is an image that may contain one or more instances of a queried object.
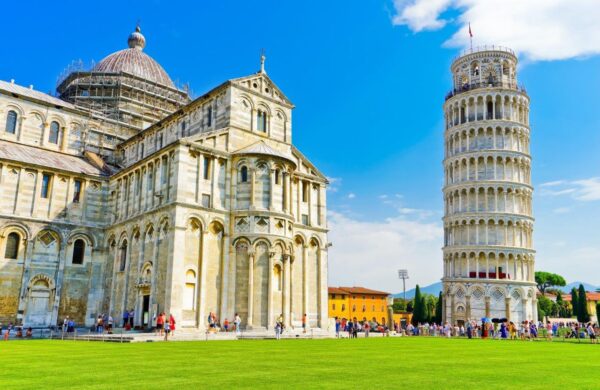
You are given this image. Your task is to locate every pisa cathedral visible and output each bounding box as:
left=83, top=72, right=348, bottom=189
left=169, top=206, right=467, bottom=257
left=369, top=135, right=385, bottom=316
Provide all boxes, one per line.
left=442, top=47, right=537, bottom=324
left=0, top=27, right=328, bottom=331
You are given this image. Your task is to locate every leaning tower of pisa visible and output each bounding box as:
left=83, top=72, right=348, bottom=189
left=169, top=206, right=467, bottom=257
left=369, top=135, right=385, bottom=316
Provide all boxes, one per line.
left=442, top=46, right=537, bottom=325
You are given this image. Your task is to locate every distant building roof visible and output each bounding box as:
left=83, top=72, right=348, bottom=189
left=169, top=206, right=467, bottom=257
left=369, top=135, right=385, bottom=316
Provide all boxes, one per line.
left=564, top=292, right=600, bottom=302
left=0, top=140, right=107, bottom=177
left=336, top=286, right=390, bottom=296
left=328, top=287, right=349, bottom=295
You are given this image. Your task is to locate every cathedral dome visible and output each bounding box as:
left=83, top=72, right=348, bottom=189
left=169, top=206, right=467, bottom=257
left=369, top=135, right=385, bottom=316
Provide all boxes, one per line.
left=93, top=26, right=175, bottom=88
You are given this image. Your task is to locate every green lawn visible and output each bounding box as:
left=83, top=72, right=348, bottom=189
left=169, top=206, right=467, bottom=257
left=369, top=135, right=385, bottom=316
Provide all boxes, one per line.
left=1, top=337, right=598, bottom=389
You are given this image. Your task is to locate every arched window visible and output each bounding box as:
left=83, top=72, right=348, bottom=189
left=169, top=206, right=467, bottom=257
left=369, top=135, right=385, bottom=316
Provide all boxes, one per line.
left=341, top=304, right=346, bottom=311
left=240, top=166, right=248, bottom=183
left=332, top=303, right=336, bottom=310
left=256, top=110, right=267, bottom=132
left=72, top=239, right=85, bottom=265
left=5, top=110, right=17, bottom=134
left=4, top=232, right=20, bottom=259
left=119, top=241, right=127, bottom=271
left=181, top=121, right=186, bottom=137
left=48, top=121, right=60, bottom=144
left=184, top=270, right=196, bottom=310
left=352, top=304, right=356, bottom=312
left=275, top=169, right=280, bottom=185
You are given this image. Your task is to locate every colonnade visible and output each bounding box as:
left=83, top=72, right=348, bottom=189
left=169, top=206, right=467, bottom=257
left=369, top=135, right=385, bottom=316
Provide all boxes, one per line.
left=445, top=155, right=531, bottom=186
left=445, top=93, right=529, bottom=129
left=444, top=186, right=532, bottom=215
left=444, top=219, right=533, bottom=248
left=446, top=126, right=529, bottom=157
left=443, top=251, right=534, bottom=282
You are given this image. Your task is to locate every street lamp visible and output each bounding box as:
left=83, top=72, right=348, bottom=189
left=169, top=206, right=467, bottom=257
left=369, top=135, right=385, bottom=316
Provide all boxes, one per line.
left=398, top=269, right=409, bottom=302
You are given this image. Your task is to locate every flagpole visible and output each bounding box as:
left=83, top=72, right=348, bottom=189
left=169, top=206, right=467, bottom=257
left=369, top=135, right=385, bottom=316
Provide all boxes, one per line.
left=469, top=22, right=473, bottom=52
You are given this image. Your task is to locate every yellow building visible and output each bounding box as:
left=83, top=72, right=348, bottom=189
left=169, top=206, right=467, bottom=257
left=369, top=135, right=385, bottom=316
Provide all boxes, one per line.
left=328, top=287, right=390, bottom=324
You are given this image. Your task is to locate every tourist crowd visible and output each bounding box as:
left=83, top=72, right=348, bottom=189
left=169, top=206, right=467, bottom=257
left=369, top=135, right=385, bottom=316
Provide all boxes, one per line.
left=399, top=320, right=598, bottom=342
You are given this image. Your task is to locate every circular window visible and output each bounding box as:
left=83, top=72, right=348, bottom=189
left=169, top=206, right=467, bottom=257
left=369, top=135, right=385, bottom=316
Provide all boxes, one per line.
left=265, top=88, right=270, bottom=93
left=253, top=83, right=258, bottom=88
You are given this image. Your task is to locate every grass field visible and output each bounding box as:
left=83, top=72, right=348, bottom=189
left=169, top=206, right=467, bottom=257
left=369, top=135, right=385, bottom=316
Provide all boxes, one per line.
left=1, top=337, right=599, bottom=389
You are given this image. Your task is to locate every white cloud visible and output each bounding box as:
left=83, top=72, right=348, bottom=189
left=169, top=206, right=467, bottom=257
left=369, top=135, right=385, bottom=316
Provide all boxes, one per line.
left=326, top=177, right=342, bottom=193
left=540, top=177, right=600, bottom=201
left=327, top=210, right=443, bottom=293
left=393, top=0, right=600, bottom=61
left=552, top=207, right=570, bottom=214
left=347, top=193, right=356, bottom=199
left=572, top=178, right=600, bottom=201
left=392, top=0, right=453, bottom=32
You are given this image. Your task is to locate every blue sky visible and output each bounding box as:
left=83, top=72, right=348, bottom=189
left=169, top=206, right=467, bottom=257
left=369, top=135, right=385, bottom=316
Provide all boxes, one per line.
left=2, top=1, right=599, bottom=292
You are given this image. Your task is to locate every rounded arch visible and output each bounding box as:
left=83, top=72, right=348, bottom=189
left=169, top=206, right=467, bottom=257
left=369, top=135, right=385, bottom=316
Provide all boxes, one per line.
left=67, top=231, right=94, bottom=247
left=252, top=237, right=272, bottom=251
left=1, top=222, right=31, bottom=241
left=28, top=273, right=55, bottom=290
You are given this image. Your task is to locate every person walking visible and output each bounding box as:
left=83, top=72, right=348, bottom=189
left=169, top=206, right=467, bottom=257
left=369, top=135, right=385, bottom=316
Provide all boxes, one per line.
left=169, top=314, right=176, bottom=337
left=587, top=323, right=597, bottom=344
left=234, top=313, right=241, bottom=335
left=107, top=315, right=114, bottom=334
left=275, top=321, right=282, bottom=340
left=164, top=318, right=171, bottom=341
left=122, top=310, right=129, bottom=328
left=302, top=313, right=307, bottom=333
left=129, top=309, right=135, bottom=327
left=156, top=312, right=165, bottom=336
left=335, top=317, right=341, bottom=338
left=62, top=316, right=69, bottom=334
left=364, top=321, right=370, bottom=338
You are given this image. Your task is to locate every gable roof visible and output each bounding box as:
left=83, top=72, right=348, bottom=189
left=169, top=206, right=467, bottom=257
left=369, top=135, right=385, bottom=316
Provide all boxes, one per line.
left=234, top=140, right=295, bottom=162
left=230, top=72, right=293, bottom=107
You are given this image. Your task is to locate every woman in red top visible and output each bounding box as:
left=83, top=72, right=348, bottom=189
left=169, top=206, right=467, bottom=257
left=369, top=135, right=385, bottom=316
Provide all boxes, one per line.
left=156, top=312, right=165, bottom=336
left=169, top=314, right=176, bottom=336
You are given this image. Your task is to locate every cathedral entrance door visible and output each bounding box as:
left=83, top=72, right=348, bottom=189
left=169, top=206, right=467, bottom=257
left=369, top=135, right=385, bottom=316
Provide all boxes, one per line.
left=142, top=295, right=150, bottom=326
left=24, top=281, right=52, bottom=327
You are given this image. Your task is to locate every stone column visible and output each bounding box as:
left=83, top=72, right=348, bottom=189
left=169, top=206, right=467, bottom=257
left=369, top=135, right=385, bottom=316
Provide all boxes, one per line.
left=211, top=157, right=219, bottom=208
left=465, top=295, right=472, bottom=321
left=297, top=179, right=302, bottom=219
left=267, top=251, right=274, bottom=329
left=269, top=169, right=276, bottom=210
left=282, top=172, right=289, bottom=213
left=247, top=250, right=255, bottom=328
left=198, top=230, right=209, bottom=331
left=449, top=293, right=455, bottom=324
left=485, top=296, right=491, bottom=318
left=282, top=254, right=291, bottom=328
left=318, top=247, right=328, bottom=328
left=250, top=168, right=256, bottom=209
left=505, top=297, right=511, bottom=321
left=302, top=244, right=308, bottom=320
left=166, top=226, right=186, bottom=324
left=220, top=234, right=232, bottom=322
left=50, top=241, right=68, bottom=326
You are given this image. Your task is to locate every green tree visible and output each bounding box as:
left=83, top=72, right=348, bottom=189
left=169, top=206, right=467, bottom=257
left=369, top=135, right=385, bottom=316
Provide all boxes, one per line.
left=537, top=295, right=553, bottom=320
left=556, top=291, right=570, bottom=318
left=571, top=287, right=579, bottom=318
left=392, top=298, right=407, bottom=312
left=578, top=284, right=590, bottom=323
left=535, top=271, right=567, bottom=294
left=435, top=292, right=443, bottom=324
left=411, top=285, right=423, bottom=325
left=424, top=294, right=436, bottom=323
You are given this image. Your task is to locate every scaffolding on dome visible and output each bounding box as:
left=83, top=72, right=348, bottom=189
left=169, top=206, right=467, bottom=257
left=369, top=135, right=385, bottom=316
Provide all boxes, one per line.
left=56, top=69, right=190, bottom=132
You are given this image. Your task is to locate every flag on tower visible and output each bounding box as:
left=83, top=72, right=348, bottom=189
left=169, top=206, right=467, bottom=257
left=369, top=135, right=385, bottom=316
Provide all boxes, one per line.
left=469, top=23, right=473, bottom=38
